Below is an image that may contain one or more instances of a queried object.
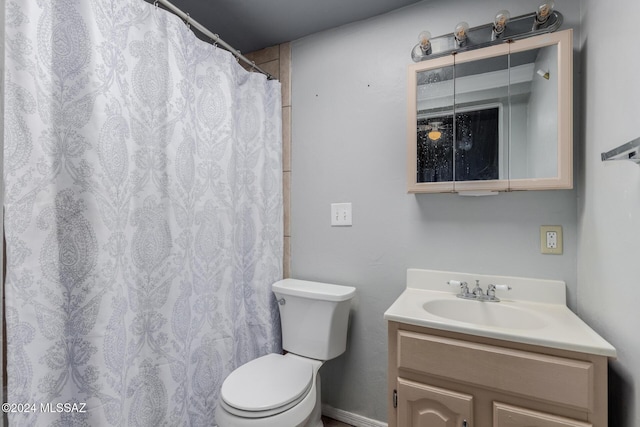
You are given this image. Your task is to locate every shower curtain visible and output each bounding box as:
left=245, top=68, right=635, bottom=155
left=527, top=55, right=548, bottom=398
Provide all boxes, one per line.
left=3, top=0, right=283, bottom=425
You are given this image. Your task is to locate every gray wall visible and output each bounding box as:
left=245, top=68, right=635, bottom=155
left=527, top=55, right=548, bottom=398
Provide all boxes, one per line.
left=578, top=0, right=640, bottom=425
left=290, top=0, right=582, bottom=422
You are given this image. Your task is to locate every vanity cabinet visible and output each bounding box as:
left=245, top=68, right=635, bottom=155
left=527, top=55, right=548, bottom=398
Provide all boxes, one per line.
left=388, top=321, right=609, bottom=427
left=407, top=29, right=573, bottom=193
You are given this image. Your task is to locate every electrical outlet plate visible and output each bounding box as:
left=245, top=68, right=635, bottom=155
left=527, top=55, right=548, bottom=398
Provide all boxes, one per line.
left=540, top=225, right=563, bottom=255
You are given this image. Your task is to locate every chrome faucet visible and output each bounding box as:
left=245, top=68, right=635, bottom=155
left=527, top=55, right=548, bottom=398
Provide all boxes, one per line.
left=448, top=279, right=511, bottom=302
left=447, top=280, right=472, bottom=298
left=471, top=280, right=484, bottom=298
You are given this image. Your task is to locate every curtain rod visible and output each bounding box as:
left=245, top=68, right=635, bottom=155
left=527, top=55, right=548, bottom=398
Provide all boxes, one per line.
left=154, top=0, right=274, bottom=79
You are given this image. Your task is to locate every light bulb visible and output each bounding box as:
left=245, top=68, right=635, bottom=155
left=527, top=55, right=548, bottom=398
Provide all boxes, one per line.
left=536, top=1, right=555, bottom=23
left=428, top=130, right=442, bottom=141
left=536, top=69, right=550, bottom=80
left=493, top=10, right=510, bottom=33
left=427, top=122, right=443, bottom=141
left=411, top=30, right=432, bottom=61
left=418, top=31, right=432, bottom=52
left=454, top=22, right=470, bottom=44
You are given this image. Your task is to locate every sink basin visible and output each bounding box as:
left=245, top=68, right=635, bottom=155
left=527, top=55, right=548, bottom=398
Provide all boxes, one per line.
left=423, top=299, right=546, bottom=330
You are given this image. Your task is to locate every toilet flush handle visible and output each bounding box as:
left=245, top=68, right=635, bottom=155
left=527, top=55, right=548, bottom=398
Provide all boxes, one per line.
left=277, top=298, right=286, bottom=305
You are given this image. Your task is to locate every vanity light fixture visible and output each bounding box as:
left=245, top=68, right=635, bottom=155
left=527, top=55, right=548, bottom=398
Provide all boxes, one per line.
left=492, top=10, right=510, bottom=40
left=410, top=4, right=563, bottom=62
left=454, top=22, right=470, bottom=46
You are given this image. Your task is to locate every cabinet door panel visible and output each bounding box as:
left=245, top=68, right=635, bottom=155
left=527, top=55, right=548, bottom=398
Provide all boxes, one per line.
left=408, top=55, right=456, bottom=193
left=494, top=402, right=592, bottom=427
left=398, top=378, right=472, bottom=427
left=452, top=49, right=509, bottom=191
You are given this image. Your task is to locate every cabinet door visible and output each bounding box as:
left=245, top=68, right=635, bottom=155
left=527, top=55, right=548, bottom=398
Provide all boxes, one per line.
left=398, top=378, right=473, bottom=427
left=493, top=402, right=592, bottom=427
left=408, top=54, right=456, bottom=193
left=451, top=47, right=510, bottom=193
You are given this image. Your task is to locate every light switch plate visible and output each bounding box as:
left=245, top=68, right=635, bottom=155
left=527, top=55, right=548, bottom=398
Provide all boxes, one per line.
left=540, top=225, right=563, bottom=255
left=331, top=203, right=352, bottom=226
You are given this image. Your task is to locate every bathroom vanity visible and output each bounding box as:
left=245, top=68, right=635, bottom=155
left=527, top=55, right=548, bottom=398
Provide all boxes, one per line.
left=384, top=269, right=616, bottom=427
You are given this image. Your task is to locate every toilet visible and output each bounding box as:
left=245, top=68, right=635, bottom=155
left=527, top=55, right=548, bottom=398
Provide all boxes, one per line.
left=216, top=278, right=356, bottom=427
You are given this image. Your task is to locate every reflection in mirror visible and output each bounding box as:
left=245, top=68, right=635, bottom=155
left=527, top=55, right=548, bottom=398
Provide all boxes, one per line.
left=417, top=116, right=452, bottom=182
left=454, top=54, right=509, bottom=181
left=509, top=44, right=558, bottom=179
left=455, top=107, right=500, bottom=181
left=415, top=53, right=509, bottom=183
left=418, top=108, right=500, bottom=182
left=416, top=65, right=454, bottom=183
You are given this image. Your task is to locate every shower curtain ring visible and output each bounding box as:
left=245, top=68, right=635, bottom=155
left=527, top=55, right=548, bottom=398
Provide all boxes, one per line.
left=186, top=13, right=191, bottom=29
left=154, top=0, right=158, bottom=10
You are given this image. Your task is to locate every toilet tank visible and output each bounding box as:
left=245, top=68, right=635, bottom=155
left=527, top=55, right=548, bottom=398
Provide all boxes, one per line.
left=273, top=279, right=356, bottom=361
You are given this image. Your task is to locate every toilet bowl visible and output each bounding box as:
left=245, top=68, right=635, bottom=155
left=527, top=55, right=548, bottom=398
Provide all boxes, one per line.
left=216, top=279, right=355, bottom=427
left=216, top=354, right=323, bottom=427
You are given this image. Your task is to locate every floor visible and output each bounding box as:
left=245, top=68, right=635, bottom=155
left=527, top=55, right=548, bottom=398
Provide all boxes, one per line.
left=322, top=416, right=354, bottom=427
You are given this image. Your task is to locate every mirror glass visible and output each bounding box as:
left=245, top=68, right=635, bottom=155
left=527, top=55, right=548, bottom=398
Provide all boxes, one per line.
left=509, top=44, right=558, bottom=179
left=416, top=65, right=454, bottom=183
left=414, top=44, right=559, bottom=183
left=454, top=53, right=509, bottom=181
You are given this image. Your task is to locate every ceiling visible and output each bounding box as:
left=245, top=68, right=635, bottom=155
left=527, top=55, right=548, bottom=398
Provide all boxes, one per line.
left=152, top=0, right=424, bottom=53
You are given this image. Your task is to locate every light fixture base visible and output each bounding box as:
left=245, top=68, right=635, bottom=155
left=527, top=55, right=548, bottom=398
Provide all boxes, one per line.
left=411, top=10, right=563, bottom=62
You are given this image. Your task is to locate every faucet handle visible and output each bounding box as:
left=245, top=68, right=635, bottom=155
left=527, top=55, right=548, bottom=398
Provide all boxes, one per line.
left=486, top=284, right=512, bottom=300
left=448, top=280, right=468, bottom=288
left=447, top=280, right=470, bottom=295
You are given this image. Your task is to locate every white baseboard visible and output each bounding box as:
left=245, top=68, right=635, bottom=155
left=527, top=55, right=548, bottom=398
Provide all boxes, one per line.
left=322, top=404, right=387, bottom=427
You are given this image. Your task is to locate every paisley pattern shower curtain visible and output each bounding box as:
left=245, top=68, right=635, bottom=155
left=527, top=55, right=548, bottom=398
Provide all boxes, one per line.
left=3, top=0, right=283, bottom=425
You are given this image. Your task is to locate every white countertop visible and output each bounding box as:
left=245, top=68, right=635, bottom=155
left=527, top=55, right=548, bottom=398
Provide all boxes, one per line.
left=384, top=269, right=617, bottom=358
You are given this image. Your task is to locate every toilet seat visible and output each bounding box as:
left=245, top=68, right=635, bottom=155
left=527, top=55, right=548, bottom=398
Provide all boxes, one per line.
left=220, top=353, right=314, bottom=418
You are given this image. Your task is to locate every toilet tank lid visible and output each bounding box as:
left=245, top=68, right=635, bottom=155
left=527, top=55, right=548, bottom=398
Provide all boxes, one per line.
left=272, top=279, right=356, bottom=302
